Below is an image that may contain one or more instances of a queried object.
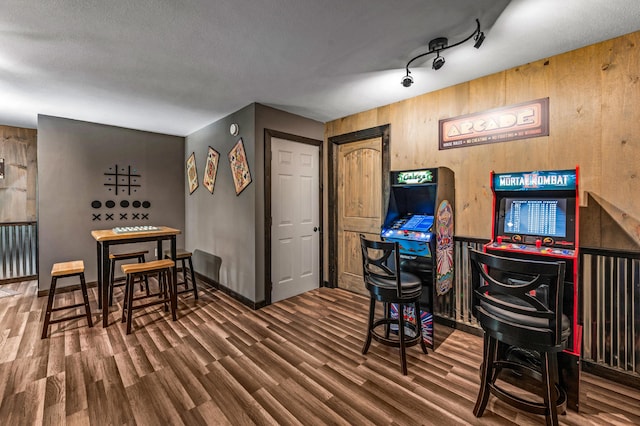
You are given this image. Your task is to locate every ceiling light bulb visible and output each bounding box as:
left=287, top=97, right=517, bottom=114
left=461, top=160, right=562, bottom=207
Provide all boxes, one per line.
left=401, top=73, right=414, bottom=87
left=432, top=55, right=445, bottom=70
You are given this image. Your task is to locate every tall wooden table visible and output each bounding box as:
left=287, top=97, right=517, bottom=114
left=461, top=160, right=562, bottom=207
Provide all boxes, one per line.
left=91, top=226, right=181, bottom=327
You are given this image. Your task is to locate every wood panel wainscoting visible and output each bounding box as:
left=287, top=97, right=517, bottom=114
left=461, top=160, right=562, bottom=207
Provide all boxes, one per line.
left=1, top=280, right=639, bottom=425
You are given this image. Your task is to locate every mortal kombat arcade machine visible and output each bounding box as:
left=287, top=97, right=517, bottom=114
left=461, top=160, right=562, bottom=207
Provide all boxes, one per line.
left=381, top=167, right=455, bottom=348
left=485, top=167, right=581, bottom=410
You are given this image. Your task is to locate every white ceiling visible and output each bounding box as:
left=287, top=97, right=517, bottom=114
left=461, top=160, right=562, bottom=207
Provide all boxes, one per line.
left=2, top=0, right=640, bottom=136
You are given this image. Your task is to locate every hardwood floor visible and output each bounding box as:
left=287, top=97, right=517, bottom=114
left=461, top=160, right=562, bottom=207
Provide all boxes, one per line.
left=1, top=279, right=639, bottom=425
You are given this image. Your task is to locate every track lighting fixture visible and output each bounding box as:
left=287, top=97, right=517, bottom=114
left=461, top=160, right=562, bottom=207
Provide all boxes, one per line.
left=401, top=73, right=414, bottom=88
left=401, top=19, right=484, bottom=87
left=474, top=31, right=486, bottom=49
left=432, top=52, right=445, bottom=70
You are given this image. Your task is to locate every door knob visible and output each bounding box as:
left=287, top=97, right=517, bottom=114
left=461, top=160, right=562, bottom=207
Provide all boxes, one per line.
left=313, top=227, right=319, bottom=232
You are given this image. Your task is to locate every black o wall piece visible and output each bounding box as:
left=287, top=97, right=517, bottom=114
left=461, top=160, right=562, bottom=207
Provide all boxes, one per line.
left=142, top=201, right=151, bottom=209
left=132, top=201, right=141, bottom=208
left=120, top=200, right=130, bottom=208
left=91, top=200, right=102, bottom=209
left=105, top=200, right=116, bottom=208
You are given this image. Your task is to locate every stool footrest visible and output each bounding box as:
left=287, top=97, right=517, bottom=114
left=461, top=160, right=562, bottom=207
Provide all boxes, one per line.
left=49, top=313, right=92, bottom=324
left=370, top=318, right=422, bottom=348
left=130, top=290, right=168, bottom=303
left=490, top=381, right=567, bottom=416
left=128, top=298, right=170, bottom=311
left=51, top=302, right=87, bottom=312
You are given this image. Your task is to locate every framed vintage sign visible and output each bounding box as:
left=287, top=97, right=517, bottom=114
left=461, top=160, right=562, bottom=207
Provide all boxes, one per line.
left=228, top=138, right=252, bottom=195
left=203, top=146, right=220, bottom=194
left=186, top=152, right=198, bottom=194
left=439, top=98, right=549, bottom=150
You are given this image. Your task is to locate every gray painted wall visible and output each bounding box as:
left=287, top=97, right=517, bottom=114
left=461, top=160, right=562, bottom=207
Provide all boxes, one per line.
left=185, top=103, right=323, bottom=304
left=185, top=104, right=257, bottom=301
left=38, top=115, right=185, bottom=290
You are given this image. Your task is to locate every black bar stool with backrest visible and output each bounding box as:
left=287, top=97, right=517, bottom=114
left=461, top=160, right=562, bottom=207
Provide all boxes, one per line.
left=359, top=234, right=428, bottom=375
left=108, top=250, right=149, bottom=306
left=469, top=249, right=570, bottom=426
left=41, top=260, right=93, bottom=338
left=163, top=248, right=198, bottom=300
left=120, top=259, right=175, bottom=334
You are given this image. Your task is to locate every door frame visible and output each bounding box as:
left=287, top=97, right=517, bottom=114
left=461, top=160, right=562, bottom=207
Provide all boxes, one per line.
left=328, top=124, right=390, bottom=288
left=264, top=129, right=323, bottom=305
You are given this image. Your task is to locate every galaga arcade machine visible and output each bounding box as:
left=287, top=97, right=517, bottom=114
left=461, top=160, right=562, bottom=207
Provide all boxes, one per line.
left=485, top=168, right=581, bottom=410
left=381, top=167, right=455, bottom=349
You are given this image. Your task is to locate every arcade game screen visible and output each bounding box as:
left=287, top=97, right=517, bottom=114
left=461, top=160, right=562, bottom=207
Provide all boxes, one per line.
left=501, top=198, right=567, bottom=238
left=392, top=186, right=437, bottom=215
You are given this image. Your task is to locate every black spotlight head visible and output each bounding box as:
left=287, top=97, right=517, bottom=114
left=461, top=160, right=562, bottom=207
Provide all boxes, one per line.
left=432, top=55, right=445, bottom=70
left=474, top=32, right=485, bottom=49
left=401, top=73, right=414, bottom=87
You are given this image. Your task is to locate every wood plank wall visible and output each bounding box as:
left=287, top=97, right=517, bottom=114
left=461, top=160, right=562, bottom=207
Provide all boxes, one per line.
left=326, top=31, right=640, bottom=250
left=0, top=125, right=37, bottom=222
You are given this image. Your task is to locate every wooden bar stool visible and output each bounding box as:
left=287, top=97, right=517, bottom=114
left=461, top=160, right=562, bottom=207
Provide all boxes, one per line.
left=109, top=250, right=149, bottom=306
left=164, top=249, right=198, bottom=300
left=41, top=260, right=93, bottom=339
left=121, top=259, right=175, bottom=334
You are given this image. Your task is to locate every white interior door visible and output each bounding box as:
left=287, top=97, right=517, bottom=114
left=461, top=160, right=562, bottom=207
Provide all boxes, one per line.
left=271, top=137, right=320, bottom=302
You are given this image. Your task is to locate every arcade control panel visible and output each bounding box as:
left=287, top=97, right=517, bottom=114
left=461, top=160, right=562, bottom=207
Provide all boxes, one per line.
left=382, top=228, right=432, bottom=242
left=381, top=215, right=433, bottom=242
left=488, top=236, right=575, bottom=258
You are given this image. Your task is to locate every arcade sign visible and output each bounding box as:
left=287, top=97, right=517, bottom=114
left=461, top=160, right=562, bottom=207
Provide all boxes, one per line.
left=493, top=169, right=576, bottom=191
left=439, top=98, right=549, bottom=150
left=393, top=169, right=435, bottom=185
